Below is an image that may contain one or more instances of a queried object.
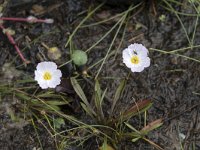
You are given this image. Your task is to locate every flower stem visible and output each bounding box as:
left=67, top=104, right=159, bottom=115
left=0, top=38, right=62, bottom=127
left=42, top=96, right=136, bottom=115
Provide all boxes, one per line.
left=0, top=17, right=53, bottom=24
left=0, top=24, right=30, bottom=64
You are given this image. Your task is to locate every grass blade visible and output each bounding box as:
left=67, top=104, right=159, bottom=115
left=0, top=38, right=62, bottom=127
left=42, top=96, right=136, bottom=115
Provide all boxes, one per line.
left=94, top=79, right=105, bottom=120
left=111, top=79, right=126, bottom=115
left=70, top=77, right=96, bottom=116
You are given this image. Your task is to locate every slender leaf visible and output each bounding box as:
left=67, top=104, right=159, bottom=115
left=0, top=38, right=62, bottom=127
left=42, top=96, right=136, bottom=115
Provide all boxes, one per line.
left=80, top=102, right=96, bottom=118
left=124, top=122, right=141, bottom=134
left=46, top=100, right=69, bottom=106
left=94, top=79, right=105, bottom=120
left=70, top=77, right=89, bottom=105
left=71, top=77, right=96, bottom=116
left=111, top=79, right=126, bottom=114
left=132, top=137, right=141, bottom=142
left=100, top=88, right=107, bottom=105
left=95, top=79, right=102, bottom=101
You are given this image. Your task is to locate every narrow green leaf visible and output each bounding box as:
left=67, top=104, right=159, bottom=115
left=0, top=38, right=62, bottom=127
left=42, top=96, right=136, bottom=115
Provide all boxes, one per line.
left=132, top=137, right=141, bottom=142
left=124, top=122, right=141, bottom=134
left=80, top=102, right=96, bottom=117
left=124, top=122, right=142, bottom=142
left=100, top=88, right=107, bottom=105
left=46, top=100, right=69, bottom=106
left=94, top=80, right=105, bottom=120
left=42, top=105, right=61, bottom=111
left=71, top=77, right=96, bottom=116
left=37, top=92, right=62, bottom=98
left=16, top=79, right=35, bottom=84
left=70, top=77, right=89, bottom=105
left=15, top=92, right=32, bottom=101
left=95, top=79, right=101, bottom=100
left=111, top=79, right=126, bottom=114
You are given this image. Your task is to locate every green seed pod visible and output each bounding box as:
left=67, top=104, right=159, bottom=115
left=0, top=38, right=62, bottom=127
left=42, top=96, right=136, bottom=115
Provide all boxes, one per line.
left=71, top=50, right=88, bottom=66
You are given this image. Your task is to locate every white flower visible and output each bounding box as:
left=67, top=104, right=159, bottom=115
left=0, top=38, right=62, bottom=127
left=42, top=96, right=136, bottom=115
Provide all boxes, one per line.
left=122, top=43, right=150, bottom=72
left=34, top=61, right=62, bottom=89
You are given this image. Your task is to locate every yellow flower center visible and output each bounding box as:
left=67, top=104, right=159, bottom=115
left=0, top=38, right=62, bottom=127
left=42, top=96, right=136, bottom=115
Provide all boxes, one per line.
left=131, top=56, right=139, bottom=64
left=43, top=71, right=52, bottom=80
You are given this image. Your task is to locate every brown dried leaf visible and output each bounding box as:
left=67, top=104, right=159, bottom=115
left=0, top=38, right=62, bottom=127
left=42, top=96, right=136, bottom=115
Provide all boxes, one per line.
left=122, top=99, right=152, bottom=119
left=141, top=118, right=163, bottom=134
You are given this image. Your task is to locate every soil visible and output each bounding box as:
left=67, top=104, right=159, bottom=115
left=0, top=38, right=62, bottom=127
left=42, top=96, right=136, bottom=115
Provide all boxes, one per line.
left=0, top=0, right=200, bottom=150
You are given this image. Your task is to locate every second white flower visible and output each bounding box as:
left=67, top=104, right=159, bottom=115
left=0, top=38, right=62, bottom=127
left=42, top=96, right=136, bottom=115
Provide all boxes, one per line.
left=122, top=43, right=150, bottom=72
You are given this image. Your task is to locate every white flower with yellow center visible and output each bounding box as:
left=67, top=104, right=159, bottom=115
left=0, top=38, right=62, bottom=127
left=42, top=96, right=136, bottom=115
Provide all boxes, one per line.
left=122, top=43, right=150, bottom=72
left=34, top=61, right=62, bottom=89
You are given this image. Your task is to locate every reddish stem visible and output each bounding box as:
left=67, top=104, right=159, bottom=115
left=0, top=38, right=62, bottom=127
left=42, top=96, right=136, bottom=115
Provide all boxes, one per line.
left=0, top=24, right=30, bottom=64
left=0, top=17, right=30, bottom=22
left=0, top=17, right=53, bottom=23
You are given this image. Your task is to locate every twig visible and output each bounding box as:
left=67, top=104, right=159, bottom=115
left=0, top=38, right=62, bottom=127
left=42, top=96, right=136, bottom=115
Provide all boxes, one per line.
left=0, top=16, right=54, bottom=24
left=0, top=24, right=30, bottom=64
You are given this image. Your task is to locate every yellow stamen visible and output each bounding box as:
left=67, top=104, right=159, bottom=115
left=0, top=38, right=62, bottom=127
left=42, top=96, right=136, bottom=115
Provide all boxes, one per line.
left=43, top=72, right=52, bottom=80
left=131, top=56, right=139, bottom=64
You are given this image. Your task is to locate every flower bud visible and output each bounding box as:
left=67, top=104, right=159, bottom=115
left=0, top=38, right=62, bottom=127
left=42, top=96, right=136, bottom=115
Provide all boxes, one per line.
left=48, top=47, right=61, bottom=60
left=44, top=19, right=54, bottom=24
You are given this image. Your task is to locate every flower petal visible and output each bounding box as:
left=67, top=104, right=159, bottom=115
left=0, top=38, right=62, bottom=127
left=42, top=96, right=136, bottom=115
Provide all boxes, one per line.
left=39, top=82, right=49, bottom=89
left=34, top=70, right=42, bottom=81
left=131, top=66, right=145, bottom=72
left=36, top=61, right=57, bottom=72
left=123, top=59, right=133, bottom=68
left=47, top=78, right=61, bottom=88
left=128, top=43, right=148, bottom=56
left=46, top=70, right=62, bottom=88
left=143, top=57, right=150, bottom=68
left=52, top=70, right=62, bottom=78
left=122, top=48, right=132, bottom=59
left=46, top=62, right=58, bottom=71
left=37, top=79, right=49, bottom=89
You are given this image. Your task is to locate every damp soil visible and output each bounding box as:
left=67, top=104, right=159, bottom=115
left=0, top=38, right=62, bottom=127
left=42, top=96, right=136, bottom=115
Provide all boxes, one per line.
left=0, top=0, right=200, bottom=150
